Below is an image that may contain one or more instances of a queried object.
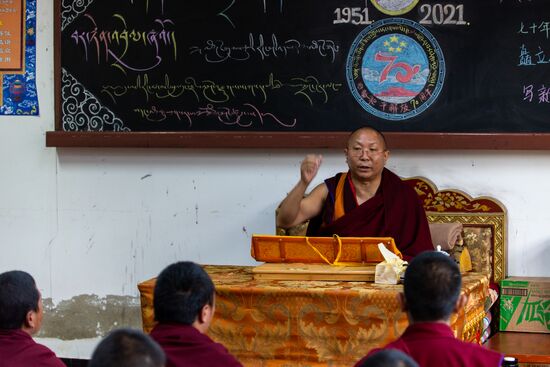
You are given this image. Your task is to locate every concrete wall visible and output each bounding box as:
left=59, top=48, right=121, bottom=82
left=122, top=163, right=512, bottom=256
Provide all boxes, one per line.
left=0, top=0, right=548, bottom=359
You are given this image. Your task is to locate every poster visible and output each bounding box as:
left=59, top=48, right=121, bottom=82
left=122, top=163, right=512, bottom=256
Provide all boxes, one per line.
left=0, top=0, right=38, bottom=115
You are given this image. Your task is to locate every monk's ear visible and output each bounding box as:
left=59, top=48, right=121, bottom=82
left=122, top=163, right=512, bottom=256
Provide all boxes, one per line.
left=454, top=294, right=468, bottom=313
left=344, top=149, right=350, bottom=165
left=383, top=149, right=390, bottom=163
left=198, top=303, right=214, bottom=325
left=399, top=292, right=408, bottom=312
left=24, top=309, right=39, bottom=331
left=197, top=304, right=207, bottom=324
left=24, top=310, right=33, bottom=328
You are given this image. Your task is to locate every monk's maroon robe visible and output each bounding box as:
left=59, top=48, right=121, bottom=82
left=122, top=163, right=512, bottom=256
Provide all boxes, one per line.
left=0, top=329, right=65, bottom=367
left=354, top=322, right=503, bottom=367
left=307, top=168, right=433, bottom=260
left=150, top=323, right=243, bottom=367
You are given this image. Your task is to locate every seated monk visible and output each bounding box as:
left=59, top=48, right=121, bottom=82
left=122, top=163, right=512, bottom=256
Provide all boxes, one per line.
left=357, top=349, right=419, bottom=367
left=277, top=126, right=433, bottom=260
left=0, top=270, right=65, bottom=367
left=150, top=261, right=243, bottom=367
left=89, top=328, right=165, bottom=367
left=354, top=251, right=504, bottom=367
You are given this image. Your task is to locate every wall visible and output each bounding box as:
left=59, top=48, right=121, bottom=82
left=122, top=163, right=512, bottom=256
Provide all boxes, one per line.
left=0, top=0, right=548, bottom=359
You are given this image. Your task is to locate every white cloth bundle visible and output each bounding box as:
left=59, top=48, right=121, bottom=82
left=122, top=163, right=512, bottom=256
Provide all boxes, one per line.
left=429, top=222, right=463, bottom=251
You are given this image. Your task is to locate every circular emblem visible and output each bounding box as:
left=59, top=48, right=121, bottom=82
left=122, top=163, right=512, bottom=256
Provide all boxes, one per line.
left=346, top=18, right=445, bottom=121
left=370, top=0, right=419, bottom=15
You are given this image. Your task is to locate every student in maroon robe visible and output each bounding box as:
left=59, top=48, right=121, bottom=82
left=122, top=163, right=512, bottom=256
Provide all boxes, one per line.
left=89, top=328, right=165, bottom=367
left=150, top=261, right=243, bottom=367
left=354, top=251, right=504, bottom=367
left=277, top=126, right=433, bottom=260
left=0, top=270, right=65, bottom=367
left=357, top=349, right=418, bottom=367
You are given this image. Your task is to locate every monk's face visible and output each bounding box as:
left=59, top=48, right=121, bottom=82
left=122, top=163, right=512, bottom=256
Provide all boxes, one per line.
left=344, top=129, right=389, bottom=182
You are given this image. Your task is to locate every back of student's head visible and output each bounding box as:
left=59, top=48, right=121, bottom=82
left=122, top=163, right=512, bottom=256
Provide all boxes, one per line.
left=404, top=251, right=461, bottom=322
left=359, top=349, right=419, bottom=367
left=0, top=270, right=40, bottom=330
left=153, top=261, right=215, bottom=325
left=89, top=328, right=165, bottom=367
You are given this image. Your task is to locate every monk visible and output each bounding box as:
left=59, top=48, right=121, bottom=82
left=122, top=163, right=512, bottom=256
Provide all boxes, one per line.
left=0, top=270, right=65, bottom=367
left=89, top=328, right=165, bottom=367
left=150, top=261, right=243, bottom=367
left=354, top=251, right=504, bottom=367
left=277, top=126, right=433, bottom=260
left=357, top=349, right=418, bottom=367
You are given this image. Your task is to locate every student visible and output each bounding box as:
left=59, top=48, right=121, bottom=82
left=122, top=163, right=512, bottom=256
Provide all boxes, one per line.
left=89, top=328, right=165, bottom=367
left=355, top=251, right=504, bottom=367
left=0, top=270, right=65, bottom=367
left=358, top=349, right=419, bottom=367
left=150, top=261, right=242, bottom=367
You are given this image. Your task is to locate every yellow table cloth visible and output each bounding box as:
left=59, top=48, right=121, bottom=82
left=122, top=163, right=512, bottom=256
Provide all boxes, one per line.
left=138, top=265, right=488, bottom=367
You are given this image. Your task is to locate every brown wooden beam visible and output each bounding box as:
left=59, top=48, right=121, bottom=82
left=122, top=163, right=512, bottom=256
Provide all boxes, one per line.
left=45, top=131, right=550, bottom=150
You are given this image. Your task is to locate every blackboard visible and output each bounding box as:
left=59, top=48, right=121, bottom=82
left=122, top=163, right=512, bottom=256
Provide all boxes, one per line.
left=49, top=0, right=550, bottom=148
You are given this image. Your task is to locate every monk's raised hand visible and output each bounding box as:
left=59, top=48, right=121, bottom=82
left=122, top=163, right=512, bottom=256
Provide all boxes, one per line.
left=300, top=154, right=322, bottom=185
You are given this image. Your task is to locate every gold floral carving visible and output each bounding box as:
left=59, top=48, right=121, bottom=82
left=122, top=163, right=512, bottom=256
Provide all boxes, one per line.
left=406, top=178, right=505, bottom=213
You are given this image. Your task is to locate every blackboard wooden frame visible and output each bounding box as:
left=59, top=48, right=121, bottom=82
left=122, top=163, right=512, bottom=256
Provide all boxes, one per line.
left=46, top=131, right=550, bottom=149
left=47, top=0, right=550, bottom=150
